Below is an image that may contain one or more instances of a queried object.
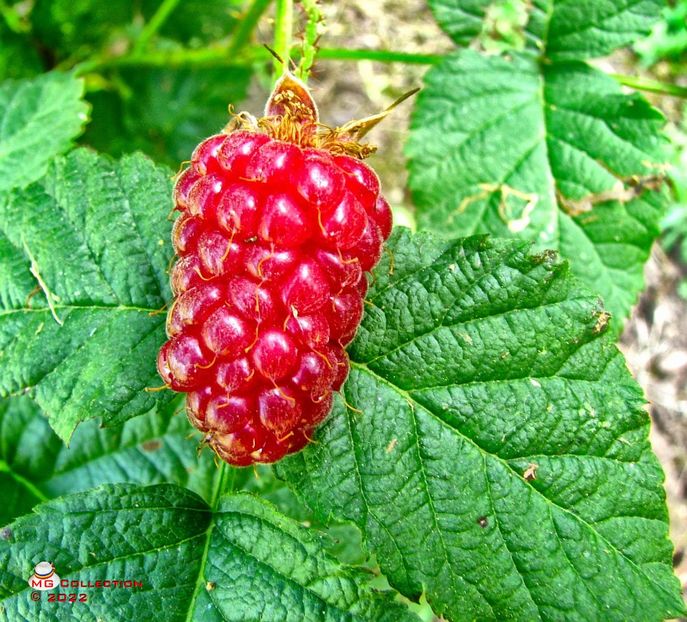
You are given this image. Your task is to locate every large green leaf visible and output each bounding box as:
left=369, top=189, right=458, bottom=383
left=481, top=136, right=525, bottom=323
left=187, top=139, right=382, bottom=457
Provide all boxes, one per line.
left=0, top=396, right=221, bottom=524
left=278, top=228, right=684, bottom=622
left=428, top=0, right=663, bottom=59
left=0, top=72, right=88, bottom=192
left=0, top=485, right=420, bottom=621
left=407, top=50, right=666, bottom=327
left=0, top=148, right=174, bottom=442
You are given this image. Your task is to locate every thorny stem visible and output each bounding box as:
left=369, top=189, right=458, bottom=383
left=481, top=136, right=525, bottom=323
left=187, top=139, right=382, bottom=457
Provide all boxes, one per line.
left=296, top=0, right=323, bottom=81
left=273, top=0, right=294, bottom=75
left=73, top=45, right=437, bottom=76
left=73, top=40, right=687, bottom=101
left=133, top=0, right=182, bottom=55
left=317, top=47, right=442, bottom=65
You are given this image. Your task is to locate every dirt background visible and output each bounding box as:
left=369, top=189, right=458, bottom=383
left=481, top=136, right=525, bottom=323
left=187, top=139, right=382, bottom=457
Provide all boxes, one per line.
left=264, top=0, right=687, bottom=601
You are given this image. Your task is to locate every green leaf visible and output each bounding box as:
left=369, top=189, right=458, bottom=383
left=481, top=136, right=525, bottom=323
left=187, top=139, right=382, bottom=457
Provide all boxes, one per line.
left=0, top=72, right=88, bottom=192
left=428, top=0, right=664, bottom=59
left=0, top=485, right=420, bottom=621
left=83, top=66, right=252, bottom=166
left=0, top=396, right=221, bottom=524
left=0, top=22, right=43, bottom=81
left=0, top=148, right=174, bottom=442
left=30, top=0, right=243, bottom=59
left=278, top=228, right=685, bottom=622
left=407, top=50, right=666, bottom=328
left=140, top=0, right=245, bottom=44
left=31, top=0, right=135, bottom=60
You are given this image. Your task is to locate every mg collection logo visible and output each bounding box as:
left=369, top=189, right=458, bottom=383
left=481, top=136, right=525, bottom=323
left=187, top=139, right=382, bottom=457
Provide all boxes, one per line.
left=28, top=561, right=60, bottom=591
left=27, top=561, right=143, bottom=605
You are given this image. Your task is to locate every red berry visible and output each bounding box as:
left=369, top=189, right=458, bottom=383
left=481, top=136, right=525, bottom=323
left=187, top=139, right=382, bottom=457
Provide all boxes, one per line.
left=160, top=72, right=392, bottom=465
left=197, top=231, right=242, bottom=276
left=245, top=245, right=300, bottom=281
left=173, top=169, right=200, bottom=210
left=291, top=351, right=336, bottom=399
left=172, top=215, right=203, bottom=255
left=285, top=313, right=330, bottom=348
left=187, top=174, right=223, bottom=219
left=319, top=192, right=368, bottom=250
left=160, top=333, right=212, bottom=391
left=216, top=182, right=261, bottom=238
left=351, top=219, right=384, bottom=272
left=170, top=254, right=203, bottom=295
left=296, top=150, right=345, bottom=211
left=218, top=131, right=269, bottom=175
left=327, top=290, right=364, bottom=345
left=371, top=196, right=393, bottom=240
left=282, top=259, right=330, bottom=315
left=167, top=285, right=222, bottom=337
left=228, top=276, right=278, bottom=323
left=258, top=387, right=302, bottom=437
left=201, top=307, right=253, bottom=355
left=333, top=155, right=380, bottom=205
left=192, top=134, right=227, bottom=175
left=259, top=193, right=313, bottom=246
left=246, top=140, right=303, bottom=182
left=253, top=329, right=299, bottom=380
left=216, top=357, right=257, bottom=392
left=206, top=394, right=254, bottom=434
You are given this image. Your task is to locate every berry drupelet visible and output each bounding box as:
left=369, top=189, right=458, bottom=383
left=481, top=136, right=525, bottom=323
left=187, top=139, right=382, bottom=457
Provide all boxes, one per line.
left=157, top=72, right=394, bottom=466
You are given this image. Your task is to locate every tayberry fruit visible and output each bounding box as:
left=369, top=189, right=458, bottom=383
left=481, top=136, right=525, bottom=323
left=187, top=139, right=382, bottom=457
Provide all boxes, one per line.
left=158, top=71, right=394, bottom=466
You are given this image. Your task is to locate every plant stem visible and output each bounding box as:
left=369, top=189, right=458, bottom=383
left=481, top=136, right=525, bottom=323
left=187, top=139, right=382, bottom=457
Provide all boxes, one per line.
left=610, top=73, right=687, bottom=99
left=211, top=462, right=237, bottom=511
left=227, top=0, right=273, bottom=57
left=74, top=44, right=440, bottom=77
left=296, top=0, right=323, bottom=81
left=272, top=0, right=294, bottom=74
left=318, top=47, right=440, bottom=64
left=133, top=0, right=182, bottom=55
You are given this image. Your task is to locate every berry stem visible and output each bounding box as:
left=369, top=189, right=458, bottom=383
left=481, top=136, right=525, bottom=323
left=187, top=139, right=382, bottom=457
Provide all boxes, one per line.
left=133, top=0, right=182, bottom=55
left=296, top=0, right=323, bottom=82
left=273, top=0, right=294, bottom=75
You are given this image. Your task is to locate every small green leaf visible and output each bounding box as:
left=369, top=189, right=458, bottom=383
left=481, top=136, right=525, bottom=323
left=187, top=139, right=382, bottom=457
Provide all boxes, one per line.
left=428, top=0, right=664, bottom=59
left=0, top=22, right=43, bottom=81
left=140, top=0, right=245, bottom=44
left=407, top=50, right=666, bottom=327
left=0, top=148, right=174, bottom=441
left=83, top=66, right=252, bottom=166
left=31, top=0, right=135, bottom=60
left=0, top=485, right=420, bottom=621
left=278, top=229, right=685, bottom=622
left=0, top=396, right=221, bottom=524
left=0, top=72, right=88, bottom=192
